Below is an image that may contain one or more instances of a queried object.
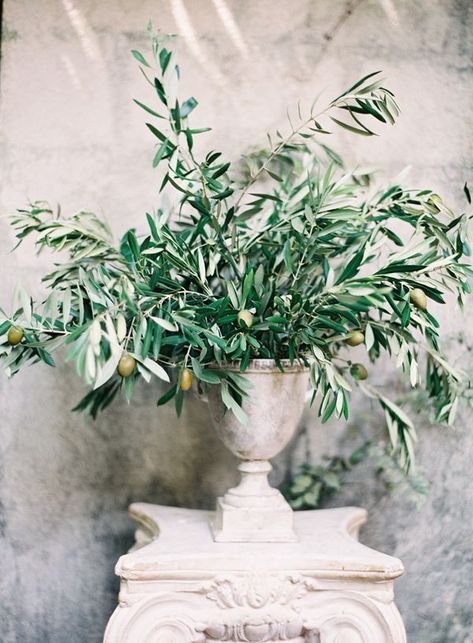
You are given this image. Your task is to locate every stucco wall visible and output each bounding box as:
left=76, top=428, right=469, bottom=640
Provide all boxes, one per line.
left=0, top=1, right=472, bottom=641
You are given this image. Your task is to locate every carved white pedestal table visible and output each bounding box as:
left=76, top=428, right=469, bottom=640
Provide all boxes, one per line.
left=104, top=503, right=407, bottom=642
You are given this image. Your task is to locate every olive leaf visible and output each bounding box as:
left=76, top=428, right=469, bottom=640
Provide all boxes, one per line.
left=0, top=29, right=471, bottom=476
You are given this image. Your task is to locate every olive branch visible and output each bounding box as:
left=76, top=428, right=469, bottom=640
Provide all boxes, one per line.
left=1, top=29, right=471, bottom=474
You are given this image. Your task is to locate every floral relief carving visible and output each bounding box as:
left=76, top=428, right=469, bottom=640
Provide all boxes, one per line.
left=203, top=620, right=306, bottom=642
left=105, top=506, right=406, bottom=643
left=199, top=582, right=403, bottom=642
left=205, top=574, right=319, bottom=610
left=106, top=583, right=404, bottom=643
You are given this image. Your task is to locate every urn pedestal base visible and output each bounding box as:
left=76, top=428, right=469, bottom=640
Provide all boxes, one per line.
left=212, top=494, right=297, bottom=543
left=211, top=460, right=298, bottom=542
left=104, top=504, right=407, bottom=643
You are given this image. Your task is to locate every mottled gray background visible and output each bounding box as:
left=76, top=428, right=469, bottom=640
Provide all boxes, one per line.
left=0, top=1, right=472, bottom=642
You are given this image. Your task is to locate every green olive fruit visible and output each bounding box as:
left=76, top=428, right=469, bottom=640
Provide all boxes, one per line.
left=7, top=326, right=24, bottom=346
left=237, top=310, right=254, bottom=328
left=117, top=353, right=136, bottom=378
left=345, top=330, right=364, bottom=347
left=350, top=363, right=368, bottom=381
left=410, top=288, right=427, bottom=311
left=180, top=367, right=193, bottom=391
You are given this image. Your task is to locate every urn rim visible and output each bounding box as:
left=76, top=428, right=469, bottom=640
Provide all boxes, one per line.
left=211, top=358, right=310, bottom=374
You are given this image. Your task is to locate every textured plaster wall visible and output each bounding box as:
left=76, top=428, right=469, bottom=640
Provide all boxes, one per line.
left=0, top=1, right=472, bottom=642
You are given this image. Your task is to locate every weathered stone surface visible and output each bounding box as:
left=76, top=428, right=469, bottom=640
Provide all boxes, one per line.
left=105, top=504, right=406, bottom=643
left=0, top=1, right=472, bottom=641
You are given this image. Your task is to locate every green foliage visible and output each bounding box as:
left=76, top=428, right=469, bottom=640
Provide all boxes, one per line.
left=284, top=444, right=371, bottom=510
left=284, top=441, right=429, bottom=510
left=1, top=30, right=471, bottom=473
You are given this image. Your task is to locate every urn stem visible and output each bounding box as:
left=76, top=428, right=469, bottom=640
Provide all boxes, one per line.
left=222, top=460, right=280, bottom=507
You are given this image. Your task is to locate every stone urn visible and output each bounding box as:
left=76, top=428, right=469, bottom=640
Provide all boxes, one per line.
left=206, top=359, right=310, bottom=543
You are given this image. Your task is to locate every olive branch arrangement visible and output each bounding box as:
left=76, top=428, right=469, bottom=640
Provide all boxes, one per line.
left=1, top=30, right=471, bottom=474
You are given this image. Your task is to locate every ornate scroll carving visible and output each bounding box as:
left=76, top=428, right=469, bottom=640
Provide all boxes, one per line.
left=302, top=591, right=406, bottom=643
left=146, top=618, right=205, bottom=643
left=204, top=620, right=306, bottom=641
left=104, top=596, right=206, bottom=643
left=105, top=588, right=405, bottom=643
left=205, top=574, right=318, bottom=610
left=104, top=505, right=406, bottom=643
